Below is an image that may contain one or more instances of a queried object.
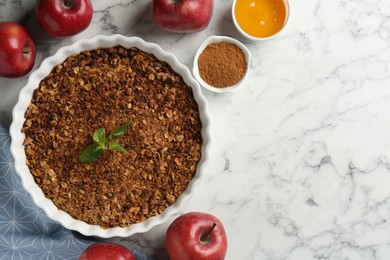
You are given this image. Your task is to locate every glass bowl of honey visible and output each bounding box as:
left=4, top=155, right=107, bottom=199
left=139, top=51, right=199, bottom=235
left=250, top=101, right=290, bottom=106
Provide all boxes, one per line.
left=232, top=0, right=290, bottom=41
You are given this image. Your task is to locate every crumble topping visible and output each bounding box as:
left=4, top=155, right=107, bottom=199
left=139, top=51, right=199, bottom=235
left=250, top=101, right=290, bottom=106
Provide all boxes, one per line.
left=22, top=46, right=202, bottom=228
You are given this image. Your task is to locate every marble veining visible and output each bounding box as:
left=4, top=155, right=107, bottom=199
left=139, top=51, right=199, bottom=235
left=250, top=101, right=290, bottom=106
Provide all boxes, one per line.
left=2, top=0, right=390, bottom=259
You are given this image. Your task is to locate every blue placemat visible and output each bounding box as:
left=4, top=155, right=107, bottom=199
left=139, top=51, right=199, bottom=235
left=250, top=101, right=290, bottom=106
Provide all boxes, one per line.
left=0, top=123, right=152, bottom=260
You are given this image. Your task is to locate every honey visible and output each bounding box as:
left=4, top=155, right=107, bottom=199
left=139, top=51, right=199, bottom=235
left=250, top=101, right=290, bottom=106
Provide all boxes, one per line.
left=234, top=0, right=288, bottom=38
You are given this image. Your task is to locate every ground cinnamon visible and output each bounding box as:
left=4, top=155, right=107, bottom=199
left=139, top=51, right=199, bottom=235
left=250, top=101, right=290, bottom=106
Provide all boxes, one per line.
left=197, top=41, right=247, bottom=88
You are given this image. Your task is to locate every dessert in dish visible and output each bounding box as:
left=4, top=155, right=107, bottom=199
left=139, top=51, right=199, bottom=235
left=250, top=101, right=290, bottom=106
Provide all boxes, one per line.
left=22, top=46, right=202, bottom=229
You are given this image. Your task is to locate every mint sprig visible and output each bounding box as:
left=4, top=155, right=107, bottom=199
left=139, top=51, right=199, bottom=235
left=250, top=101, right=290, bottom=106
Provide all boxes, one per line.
left=79, top=120, right=132, bottom=163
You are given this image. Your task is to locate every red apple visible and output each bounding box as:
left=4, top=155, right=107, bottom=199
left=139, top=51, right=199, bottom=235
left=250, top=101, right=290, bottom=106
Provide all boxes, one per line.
left=79, top=243, right=136, bottom=260
left=166, top=212, right=227, bottom=260
left=0, top=22, right=36, bottom=78
left=152, top=0, right=213, bottom=33
left=35, top=0, right=93, bottom=37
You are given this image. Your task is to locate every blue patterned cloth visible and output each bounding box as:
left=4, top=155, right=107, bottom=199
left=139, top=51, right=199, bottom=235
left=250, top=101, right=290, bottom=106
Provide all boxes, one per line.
left=0, top=123, right=152, bottom=260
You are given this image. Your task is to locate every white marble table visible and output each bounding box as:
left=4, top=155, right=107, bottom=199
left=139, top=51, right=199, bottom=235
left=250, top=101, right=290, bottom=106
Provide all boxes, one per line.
left=2, top=0, right=390, bottom=259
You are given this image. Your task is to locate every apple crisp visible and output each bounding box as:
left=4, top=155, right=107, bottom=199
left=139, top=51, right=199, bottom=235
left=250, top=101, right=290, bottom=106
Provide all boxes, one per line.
left=22, top=46, right=202, bottom=228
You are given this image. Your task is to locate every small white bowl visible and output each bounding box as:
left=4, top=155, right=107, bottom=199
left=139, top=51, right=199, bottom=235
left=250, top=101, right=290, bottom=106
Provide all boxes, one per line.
left=10, top=34, right=211, bottom=238
left=193, top=35, right=251, bottom=93
left=232, top=0, right=290, bottom=41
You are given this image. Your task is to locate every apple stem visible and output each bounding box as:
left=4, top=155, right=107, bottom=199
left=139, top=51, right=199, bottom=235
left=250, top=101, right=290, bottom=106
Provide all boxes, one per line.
left=63, top=0, right=75, bottom=9
left=200, top=222, right=217, bottom=243
left=22, top=49, right=32, bottom=59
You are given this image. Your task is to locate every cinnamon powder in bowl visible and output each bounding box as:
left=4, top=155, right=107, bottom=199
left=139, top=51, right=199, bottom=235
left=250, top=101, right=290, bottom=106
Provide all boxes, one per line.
left=193, top=35, right=251, bottom=93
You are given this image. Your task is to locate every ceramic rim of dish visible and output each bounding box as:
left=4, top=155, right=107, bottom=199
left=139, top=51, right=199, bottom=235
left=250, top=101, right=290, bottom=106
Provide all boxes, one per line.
left=9, top=34, right=211, bottom=238
left=232, top=0, right=290, bottom=41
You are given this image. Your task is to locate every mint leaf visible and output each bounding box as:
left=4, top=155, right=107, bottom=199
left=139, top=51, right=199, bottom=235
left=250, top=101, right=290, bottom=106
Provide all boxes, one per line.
left=80, top=120, right=132, bottom=164
left=93, top=128, right=106, bottom=147
left=108, top=120, right=132, bottom=140
left=79, top=143, right=104, bottom=163
left=109, top=142, right=128, bottom=154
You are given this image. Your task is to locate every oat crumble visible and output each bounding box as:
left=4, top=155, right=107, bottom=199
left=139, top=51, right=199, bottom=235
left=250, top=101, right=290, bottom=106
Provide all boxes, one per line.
left=22, top=46, right=202, bottom=228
